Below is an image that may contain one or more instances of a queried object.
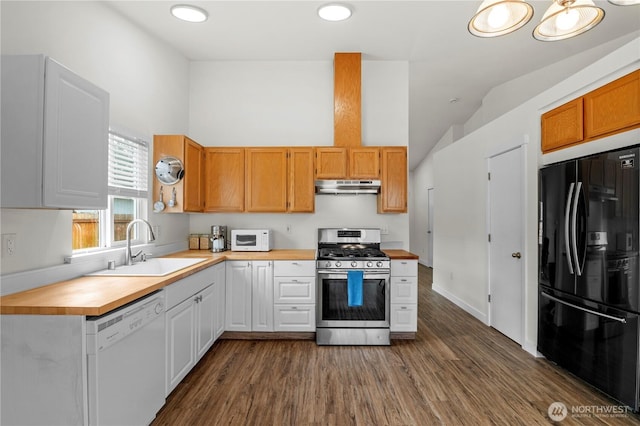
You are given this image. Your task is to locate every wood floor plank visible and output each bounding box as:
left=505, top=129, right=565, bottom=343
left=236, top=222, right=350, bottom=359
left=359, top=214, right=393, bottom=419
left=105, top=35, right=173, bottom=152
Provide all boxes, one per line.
left=152, top=265, right=640, bottom=425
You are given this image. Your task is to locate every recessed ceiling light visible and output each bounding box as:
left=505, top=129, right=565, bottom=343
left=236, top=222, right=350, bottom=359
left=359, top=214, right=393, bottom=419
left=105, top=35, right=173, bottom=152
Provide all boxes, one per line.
left=170, top=4, right=208, bottom=23
left=318, top=4, right=352, bottom=22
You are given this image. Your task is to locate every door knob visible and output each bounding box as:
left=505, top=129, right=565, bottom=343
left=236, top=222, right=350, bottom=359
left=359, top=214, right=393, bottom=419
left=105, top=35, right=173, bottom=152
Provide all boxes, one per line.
left=511, top=252, right=521, bottom=259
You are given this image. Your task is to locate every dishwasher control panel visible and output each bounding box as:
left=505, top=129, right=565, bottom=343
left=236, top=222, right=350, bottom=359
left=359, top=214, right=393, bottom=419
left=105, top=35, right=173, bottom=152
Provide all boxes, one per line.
left=86, top=290, right=164, bottom=353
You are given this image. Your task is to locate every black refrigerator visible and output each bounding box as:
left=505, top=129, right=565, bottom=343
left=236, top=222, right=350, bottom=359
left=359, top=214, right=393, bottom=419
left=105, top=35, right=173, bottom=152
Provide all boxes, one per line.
left=538, top=145, right=640, bottom=411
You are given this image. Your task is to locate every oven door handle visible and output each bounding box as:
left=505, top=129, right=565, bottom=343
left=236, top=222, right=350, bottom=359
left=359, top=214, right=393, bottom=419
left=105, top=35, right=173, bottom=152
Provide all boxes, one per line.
left=316, top=271, right=390, bottom=280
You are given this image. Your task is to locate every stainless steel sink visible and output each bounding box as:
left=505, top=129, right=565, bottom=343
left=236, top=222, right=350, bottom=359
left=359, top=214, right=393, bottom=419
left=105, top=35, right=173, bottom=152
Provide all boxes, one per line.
left=87, top=257, right=208, bottom=276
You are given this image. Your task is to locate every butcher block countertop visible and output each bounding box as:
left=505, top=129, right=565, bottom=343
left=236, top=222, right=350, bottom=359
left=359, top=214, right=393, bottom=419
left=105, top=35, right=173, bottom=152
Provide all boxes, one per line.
left=0, top=248, right=416, bottom=316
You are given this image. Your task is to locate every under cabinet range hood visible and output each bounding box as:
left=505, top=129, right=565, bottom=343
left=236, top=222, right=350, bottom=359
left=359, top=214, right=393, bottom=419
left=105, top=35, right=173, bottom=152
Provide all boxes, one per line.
left=315, top=180, right=381, bottom=195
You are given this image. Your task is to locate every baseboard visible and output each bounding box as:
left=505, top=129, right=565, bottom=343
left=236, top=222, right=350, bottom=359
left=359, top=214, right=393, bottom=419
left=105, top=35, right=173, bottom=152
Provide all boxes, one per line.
left=523, top=339, right=544, bottom=358
left=432, top=282, right=488, bottom=325
left=220, top=331, right=417, bottom=341
left=220, top=331, right=315, bottom=340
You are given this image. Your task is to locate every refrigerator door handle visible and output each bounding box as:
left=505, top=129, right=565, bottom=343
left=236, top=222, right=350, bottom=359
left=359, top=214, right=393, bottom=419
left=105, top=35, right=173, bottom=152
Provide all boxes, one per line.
left=571, top=182, right=583, bottom=276
left=564, top=182, right=575, bottom=275
left=541, top=292, right=627, bottom=323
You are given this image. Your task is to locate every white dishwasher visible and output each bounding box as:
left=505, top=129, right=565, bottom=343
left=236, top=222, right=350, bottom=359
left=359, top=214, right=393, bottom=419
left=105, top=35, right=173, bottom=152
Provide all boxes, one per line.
left=86, top=290, right=166, bottom=426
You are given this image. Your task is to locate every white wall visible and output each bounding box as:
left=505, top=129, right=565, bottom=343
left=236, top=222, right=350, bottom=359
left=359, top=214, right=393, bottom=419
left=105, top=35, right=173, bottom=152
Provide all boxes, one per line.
left=0, top=1, right=190, bottom=276
left=188, top=60, right=410, bottom=248
left=428, top=37, right=639, bottom=355
left=410, top=125, right=461, bottom=263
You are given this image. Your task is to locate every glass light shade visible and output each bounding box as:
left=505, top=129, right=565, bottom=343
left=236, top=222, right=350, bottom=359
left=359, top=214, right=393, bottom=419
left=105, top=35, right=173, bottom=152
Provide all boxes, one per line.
left=607, top=0, right=640, bottom=5
left=533, top=0, right=604, bottom=41
left=468, top=0, right=534, bottom=37
left=318, top=4, right=352, bottom=21
left=170, top=4, right=208, bottom=23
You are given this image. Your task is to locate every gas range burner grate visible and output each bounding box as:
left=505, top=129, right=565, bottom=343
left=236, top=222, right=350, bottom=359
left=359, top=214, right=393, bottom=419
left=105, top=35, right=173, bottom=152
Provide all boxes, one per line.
left=317, top=246, right=388, bottom=260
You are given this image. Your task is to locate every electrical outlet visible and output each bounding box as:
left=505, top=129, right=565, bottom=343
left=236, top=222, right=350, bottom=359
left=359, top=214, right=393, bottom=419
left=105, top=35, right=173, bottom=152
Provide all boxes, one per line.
left=381, top=225, right=389, bottom=235
left=2, top=233, right=16, bottom=257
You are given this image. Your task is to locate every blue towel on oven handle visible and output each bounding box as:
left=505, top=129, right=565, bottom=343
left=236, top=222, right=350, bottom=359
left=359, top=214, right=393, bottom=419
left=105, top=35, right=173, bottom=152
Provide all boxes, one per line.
left=347, top=270, right=364, bottom=307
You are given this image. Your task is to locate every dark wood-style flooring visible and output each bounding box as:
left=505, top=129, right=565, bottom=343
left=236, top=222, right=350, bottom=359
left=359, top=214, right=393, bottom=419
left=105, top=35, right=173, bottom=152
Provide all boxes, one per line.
left=152, top=265, right=640, bottom=425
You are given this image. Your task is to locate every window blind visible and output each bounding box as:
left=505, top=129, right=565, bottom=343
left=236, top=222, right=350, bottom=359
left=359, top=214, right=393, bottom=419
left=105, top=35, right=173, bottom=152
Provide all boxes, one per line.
left=108, top=131, right=149, bottom=198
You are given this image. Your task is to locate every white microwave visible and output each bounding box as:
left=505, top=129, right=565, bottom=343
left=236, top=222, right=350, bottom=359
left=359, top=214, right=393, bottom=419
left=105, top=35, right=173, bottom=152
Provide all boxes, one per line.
left=231, top=229, right=273, bottom=252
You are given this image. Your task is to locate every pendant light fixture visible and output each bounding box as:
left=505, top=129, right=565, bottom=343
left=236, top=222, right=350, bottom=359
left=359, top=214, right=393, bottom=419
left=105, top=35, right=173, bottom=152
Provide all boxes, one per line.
left=533, top=0, right=604, bottom=41
left=468, top=0, right=534, bottom=37
left=469, top=0, right=616, bottom=41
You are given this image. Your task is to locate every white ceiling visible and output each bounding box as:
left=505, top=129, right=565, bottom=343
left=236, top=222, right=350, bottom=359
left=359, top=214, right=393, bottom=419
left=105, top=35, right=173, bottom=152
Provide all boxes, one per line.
left=105, top=1, right=640, bottom=169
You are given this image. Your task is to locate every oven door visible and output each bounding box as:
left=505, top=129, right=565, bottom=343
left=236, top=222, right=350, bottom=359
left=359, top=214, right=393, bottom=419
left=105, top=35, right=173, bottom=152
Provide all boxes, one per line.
left=316, top=270, right=389, bottom=328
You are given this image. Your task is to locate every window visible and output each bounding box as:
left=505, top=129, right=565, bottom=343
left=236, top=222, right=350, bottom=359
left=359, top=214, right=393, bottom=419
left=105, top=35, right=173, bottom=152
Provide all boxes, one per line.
left=72, top=130, right=149, bottom=251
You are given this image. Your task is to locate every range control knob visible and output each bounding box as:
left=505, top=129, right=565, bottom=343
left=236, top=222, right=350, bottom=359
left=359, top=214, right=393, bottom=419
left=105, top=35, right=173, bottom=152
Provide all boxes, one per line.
left=366, top=261, right=373, bottom=268
left=351, top=261, right=358, bottom=268
left=154, top=303, right=163, bottom=315
left=325, top=261, right=332, bottom=268
left=376, top=261, right=384, bottom=268
left=335, top=261, right=342, bottom=268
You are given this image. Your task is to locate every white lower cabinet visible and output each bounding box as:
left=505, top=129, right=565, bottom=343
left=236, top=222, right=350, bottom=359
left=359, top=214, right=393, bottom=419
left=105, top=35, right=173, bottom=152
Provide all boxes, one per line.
left=225, top=260, right=274, bottom=332
left=273, top=261, right=315, bottom=331
left=390, top=260, right=418, bottom=332
left=165, top=264, right=224, bottom=396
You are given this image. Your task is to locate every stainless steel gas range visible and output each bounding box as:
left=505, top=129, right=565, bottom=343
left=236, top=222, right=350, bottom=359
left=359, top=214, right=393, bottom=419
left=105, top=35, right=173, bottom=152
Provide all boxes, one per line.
left=316, top=228, right=391, bottom=345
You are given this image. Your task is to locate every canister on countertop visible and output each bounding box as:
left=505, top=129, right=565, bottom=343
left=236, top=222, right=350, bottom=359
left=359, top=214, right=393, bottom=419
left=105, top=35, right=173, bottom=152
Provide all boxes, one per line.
left=189, top=234, right=200, bottom=250
left=199, top=234, right=211, bottom=250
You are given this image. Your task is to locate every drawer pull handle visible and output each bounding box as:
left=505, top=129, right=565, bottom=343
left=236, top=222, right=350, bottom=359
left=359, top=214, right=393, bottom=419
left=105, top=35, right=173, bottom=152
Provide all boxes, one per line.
left=400, top=279, right=407, bottom=282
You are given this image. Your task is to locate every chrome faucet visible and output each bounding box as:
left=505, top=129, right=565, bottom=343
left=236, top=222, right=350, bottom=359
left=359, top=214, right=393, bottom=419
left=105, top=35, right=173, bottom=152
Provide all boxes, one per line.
left=125, top=219, right=156, bottom=266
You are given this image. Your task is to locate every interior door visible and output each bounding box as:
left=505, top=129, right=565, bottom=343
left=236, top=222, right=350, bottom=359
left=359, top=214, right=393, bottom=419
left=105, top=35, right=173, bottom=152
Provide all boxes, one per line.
left=426, top=187, right=434, bottom=268
left=488, top=146, right=523, bottom=344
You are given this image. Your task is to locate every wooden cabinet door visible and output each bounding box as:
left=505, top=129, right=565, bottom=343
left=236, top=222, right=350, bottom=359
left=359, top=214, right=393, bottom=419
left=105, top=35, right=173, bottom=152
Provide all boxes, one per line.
left=166, top=297, right=196, bottom=395
left=204, top=148, right=245, bottom=212
left=378, top=147, right=407, bottom=213
left=349, top=147, right=380, bottom=179
left=225, top=261, right=252, bottom=331
left=288, top=147, right=314, bottom=212
left=195, top=284, right=216, bottom=361
left=43, top=57, right=109, bottom=209
left=251, top=261, right=274, bottom=332
left=246, top=148, right=287, bottom=212
left=315, top=147, right=347, bottom=179
left=541, top=98, right=584, bottom=153
left=584, top=70, right=640, bottom=139
left=183, top=137, right=203, bottom=212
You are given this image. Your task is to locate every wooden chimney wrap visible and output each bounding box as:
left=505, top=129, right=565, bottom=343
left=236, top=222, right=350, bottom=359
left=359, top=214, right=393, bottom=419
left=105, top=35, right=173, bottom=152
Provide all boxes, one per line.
left=334, top=52, right=361, bottom=147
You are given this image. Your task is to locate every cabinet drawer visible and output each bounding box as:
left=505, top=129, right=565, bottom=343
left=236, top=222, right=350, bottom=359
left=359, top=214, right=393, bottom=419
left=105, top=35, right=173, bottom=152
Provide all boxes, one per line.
left=390, top=304, right=417, bottom=332
left=274, top=277, right=315, bottom=304
left=391, top=259, right=417, bottom=277
left=274, top=304, right=315, bottom=331
left=390, top=277, right=417, bottom=304
left=273, top=260, right=315, bottom=276
left=165, top=268, right=214, bottom=310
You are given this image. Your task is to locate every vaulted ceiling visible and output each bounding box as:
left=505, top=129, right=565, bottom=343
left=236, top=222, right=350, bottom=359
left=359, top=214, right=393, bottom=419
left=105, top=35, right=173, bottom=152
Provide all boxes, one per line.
left=106, top=1, right=640, bottom=169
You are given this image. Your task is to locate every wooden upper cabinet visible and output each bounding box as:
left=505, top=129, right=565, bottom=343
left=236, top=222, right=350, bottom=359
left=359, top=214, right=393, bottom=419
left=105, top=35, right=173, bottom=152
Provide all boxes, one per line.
left=315, top=147, right=347, bottom=179
left=288, top=147, right=315, bottom=213
left=204, top=148, right=245, bottom=212
left=245, top=148, right=288, bottom=212
left=153, top=135, right=203, bottom=213
left=349, top=147, right=380, bottom=179
left=541, top=69, right=640, bottom=154
left=378, top=147, right=407, bottom=213
left=584, top=70, right=640, bottom=139
left=541, top=98, right=584, bottom=153
left=183, top=138, right=204, bottom=212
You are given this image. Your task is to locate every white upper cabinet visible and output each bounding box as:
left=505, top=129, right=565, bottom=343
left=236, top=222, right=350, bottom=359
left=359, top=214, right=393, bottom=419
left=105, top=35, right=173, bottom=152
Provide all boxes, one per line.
left=1, top=55, right=109, bottom=209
